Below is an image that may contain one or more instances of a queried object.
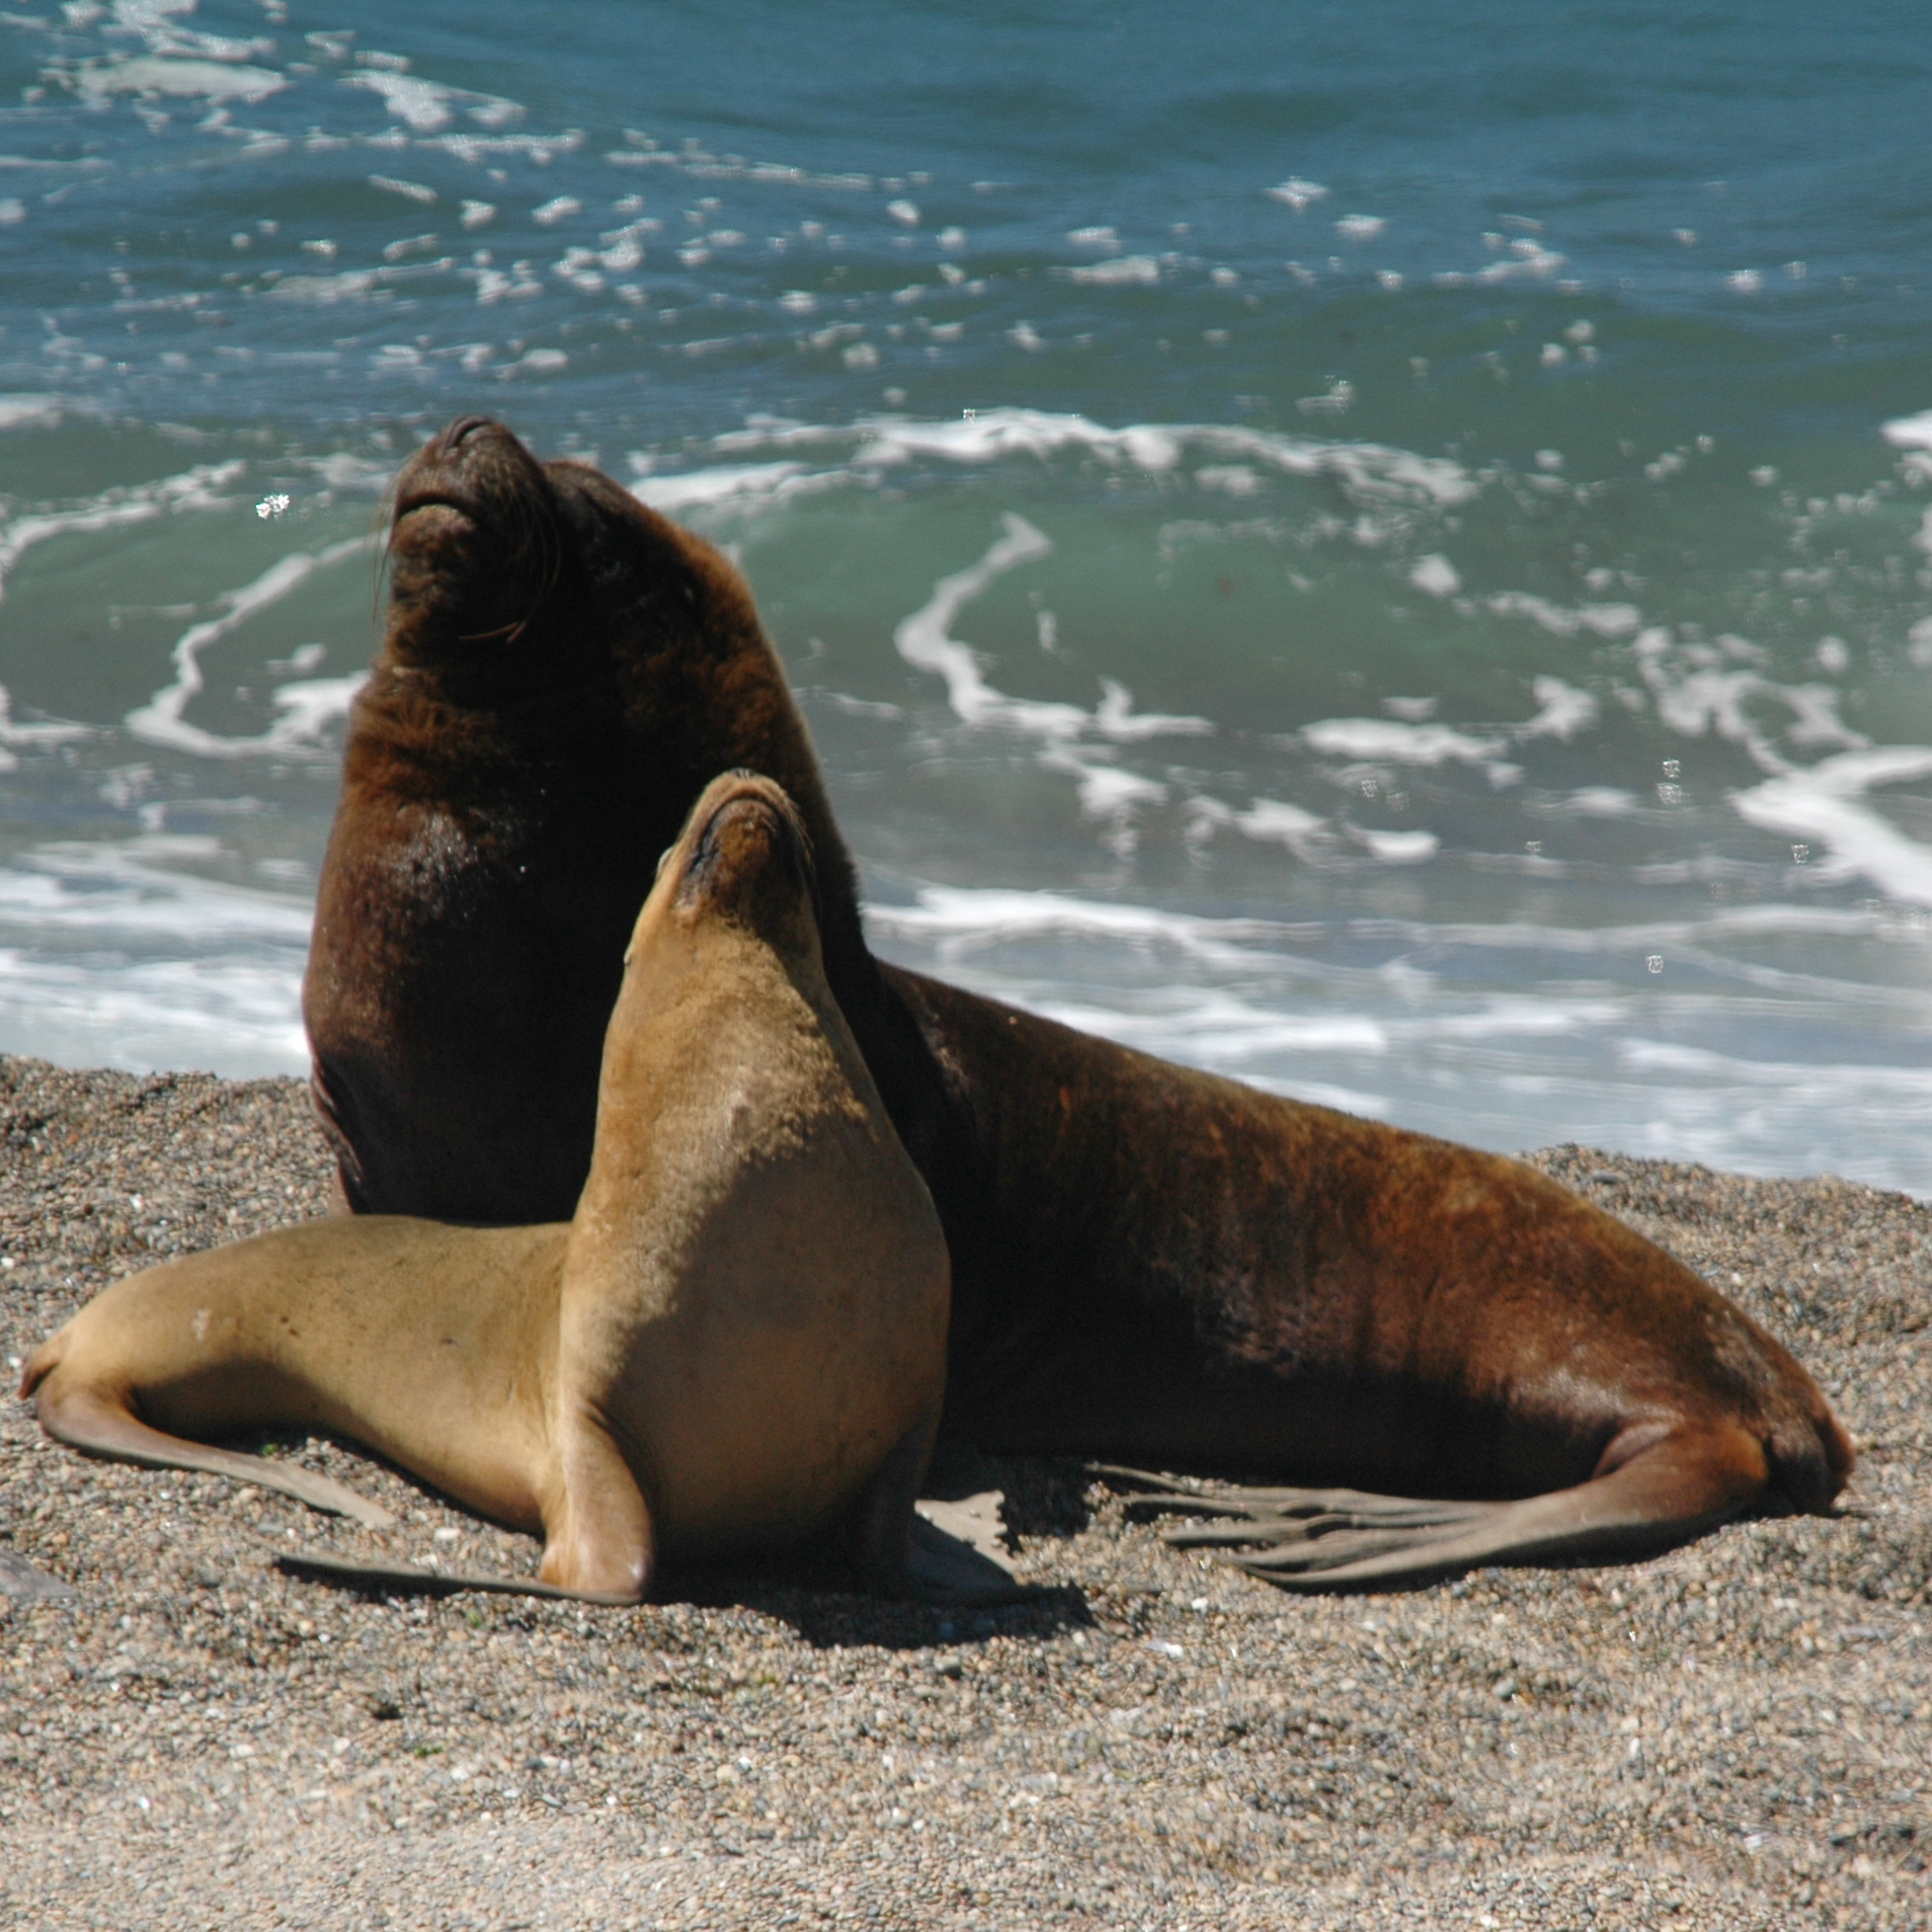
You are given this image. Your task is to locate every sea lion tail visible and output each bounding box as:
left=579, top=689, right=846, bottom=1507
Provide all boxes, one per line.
left=29, top=1363, right=397, bottom=1532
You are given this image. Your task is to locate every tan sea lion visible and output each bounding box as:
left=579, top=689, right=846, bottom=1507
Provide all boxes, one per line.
left=303, top=417, right=1853, bottom=1590
left=22, top=774, right=954, bottom=1603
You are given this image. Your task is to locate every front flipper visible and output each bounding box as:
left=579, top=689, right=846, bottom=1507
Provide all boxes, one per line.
left=276, top=1412, right=653, bottom=1606
left=1094, top=1425, right=1773, bottom=1592
left=532, top=1408, right=656, bottom=1602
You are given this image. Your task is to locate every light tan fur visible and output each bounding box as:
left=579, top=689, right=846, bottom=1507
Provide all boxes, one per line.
left=21, top=775, right=950, bottom=1603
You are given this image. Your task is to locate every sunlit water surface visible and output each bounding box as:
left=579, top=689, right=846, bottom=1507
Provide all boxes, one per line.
left=2, top=2, right=1930, bottom=1189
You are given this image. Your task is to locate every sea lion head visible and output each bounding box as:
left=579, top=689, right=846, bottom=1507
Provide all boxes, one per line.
left=629, top=769, right=821, bottom=974
left=310, top=424, right=877, bottom=1226
left=384, top=414, right=705, bottom=677
left=584, top=768, right=875, bottom=1242
left=383, top=414, right=564, bottom=662
left=371, top=415, right=863, bottom=951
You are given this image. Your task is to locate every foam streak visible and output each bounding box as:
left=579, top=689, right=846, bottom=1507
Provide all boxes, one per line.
left=124, top=537, right=369, bottom=758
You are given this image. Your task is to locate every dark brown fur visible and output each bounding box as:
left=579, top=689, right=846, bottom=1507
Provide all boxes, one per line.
left=304, top=418, right=1852, bottom=1584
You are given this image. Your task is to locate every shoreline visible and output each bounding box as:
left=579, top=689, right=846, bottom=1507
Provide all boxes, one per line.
left=1, top=1055, right=1927, bottom=1930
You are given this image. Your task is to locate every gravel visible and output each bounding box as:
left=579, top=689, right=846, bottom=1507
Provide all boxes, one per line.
left=1, top=1054, right=1927, bottom=1930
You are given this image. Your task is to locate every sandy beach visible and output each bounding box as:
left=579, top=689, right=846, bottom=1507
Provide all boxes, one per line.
left=1, top=1053, right=1926, bottom=1931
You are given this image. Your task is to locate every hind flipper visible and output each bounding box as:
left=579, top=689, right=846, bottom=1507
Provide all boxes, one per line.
left=277, top=1547, right=635, bottom=1605
left=1101, top=1426, right=1772, bottom=1593
left=36, top=1381, right=396, bottom=1530
left=1096, top=1465, right=1491, bottom=1539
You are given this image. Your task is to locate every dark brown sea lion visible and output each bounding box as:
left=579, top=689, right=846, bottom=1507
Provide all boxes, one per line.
left=303, top=417, right=1853, bottom=1589
left=25, top=775, right=956, bottom=1603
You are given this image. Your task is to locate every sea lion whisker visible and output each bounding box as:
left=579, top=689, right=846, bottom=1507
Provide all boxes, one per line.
left=453, top=614, right=533, bottom=647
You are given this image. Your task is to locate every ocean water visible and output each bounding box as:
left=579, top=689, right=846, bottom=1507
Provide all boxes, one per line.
left=2, top=1, right=1931, bottom=1190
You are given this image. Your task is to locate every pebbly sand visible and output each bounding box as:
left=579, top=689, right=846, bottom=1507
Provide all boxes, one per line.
left=0, top=1054, right=1926, bottom=1931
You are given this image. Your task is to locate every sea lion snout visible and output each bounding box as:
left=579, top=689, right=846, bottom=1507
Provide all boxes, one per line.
left=385, top=417, right=560, bottom=653
left=665, top=773, right=817, bottom=936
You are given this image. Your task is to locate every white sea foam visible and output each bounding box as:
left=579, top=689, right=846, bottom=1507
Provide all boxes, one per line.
left=1195, top=465, right=1260, bottom=496
left=0, top=941, right=306, bottom=1077
left=123, top=538, right=370, bottom=758
left=630, top=461, right=833, bottom=514
left=1266, top=179, right=1328, bottom=211
left=858, top=877, right=1932, bottom=1189
left=344, top=70, right=523, bottom=135
left=0, top=460, right=244, bottom=602
left=1517, top=676, right=1598, bottom=742
left=108, top=0, right=271, bottom=61
left=864, top=885, right=1305, bottom=970
left=1476, top=238, right=1567, bottom=282
left=1302, top=717, right=1508, bottom=768
left=891, top=517, right=1213, bottom=753
left=1231, top=797, right=1327, bottom=855
left=1040, top=748, right=1167, bottom=850
left=1069, top=987, right=1634, bottom=1070
left=1485, top=592, right=1642, bottom=638
left=1353, top=827, right=1439, bottom=863
left=0, top=841, right=312, bottom=942
left=268, top=269, right=383, bottom=304
left=1731, top=748, right=1932, bottom=906
left=1089, top=678, right=1214, bottom=743
left=1880, top=410, right=1932, bottom=451
left=891, top=515, right=1079, bottom=737
left=1054, top=256, right=1162, bottom=285
left=0, top=394, right=68, bottom=432
left=1031, top=989, right=1390, bottom=1061
left=0, top=686, right=92, bottom=772
left=74, top=57, right=285, bottom=105
left=0, top=686, right=88, bottom=750
left=1632, top=626, right=1875, bottom=780
left=1564, top=786, right=1640, bottom=816
left=707, top=408, right=1480, bottom=509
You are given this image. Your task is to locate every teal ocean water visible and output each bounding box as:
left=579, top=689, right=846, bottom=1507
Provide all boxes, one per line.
left=2, top=2, right=1931, bottom=1188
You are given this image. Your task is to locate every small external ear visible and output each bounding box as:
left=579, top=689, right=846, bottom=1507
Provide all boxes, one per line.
left=654, top=845, right=675, bottom=880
